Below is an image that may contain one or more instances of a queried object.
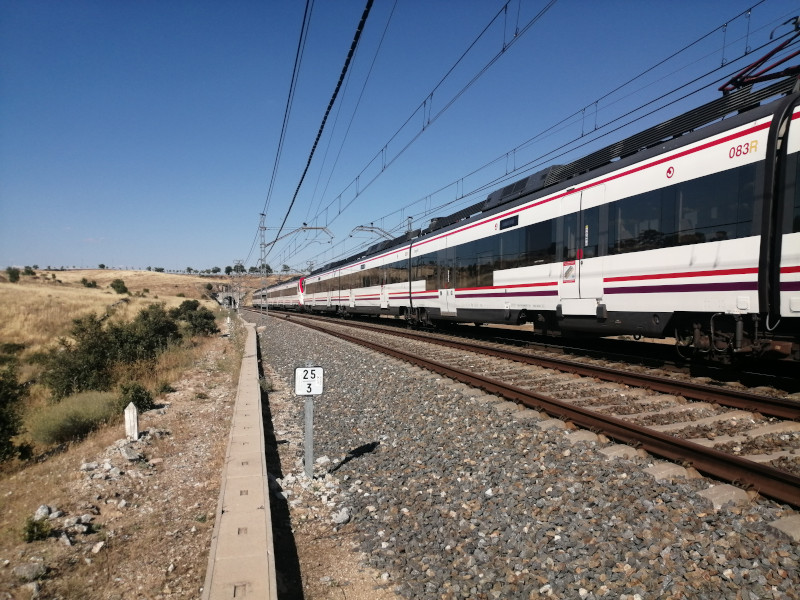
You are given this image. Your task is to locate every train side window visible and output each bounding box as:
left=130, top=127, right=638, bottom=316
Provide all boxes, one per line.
left=561, top=212, right=580, bottom=260
left=523, top=220, right=557, bottom=265
left=499, top=227, right=523, bottom=269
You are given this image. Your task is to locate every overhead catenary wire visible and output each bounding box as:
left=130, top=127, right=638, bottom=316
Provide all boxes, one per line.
left=263, top=0, right=375, bottom=261
left=269, top=0, right=558, bottom=266
left=244, top=0, right=315, bottom=267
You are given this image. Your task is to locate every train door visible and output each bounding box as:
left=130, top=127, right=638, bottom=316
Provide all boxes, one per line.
left=437, top=244, right=457, bottom=316
left=559, top=191, right=582, bottom=301
left=380, top=284, right=389, bottom=309
left=579, top=185, right=604, bottom=300
left=558, top=186, right=604, bottom=314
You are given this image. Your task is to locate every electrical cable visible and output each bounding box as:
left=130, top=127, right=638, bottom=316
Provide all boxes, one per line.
left=264, top=0, right=375, bottom=258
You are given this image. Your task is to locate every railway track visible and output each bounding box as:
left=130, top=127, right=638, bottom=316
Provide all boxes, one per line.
left=248, top=308, right=800, bottom=507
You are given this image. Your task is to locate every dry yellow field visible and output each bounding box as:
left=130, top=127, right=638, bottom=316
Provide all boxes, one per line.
left=0, top=269, right=247, bottom=357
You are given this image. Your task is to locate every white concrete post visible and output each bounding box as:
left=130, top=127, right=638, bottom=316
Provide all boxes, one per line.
left=124, top=402, right=139, bottom=441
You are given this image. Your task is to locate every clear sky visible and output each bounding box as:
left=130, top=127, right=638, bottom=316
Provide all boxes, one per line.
left=2, top=0, right=799, bottom=273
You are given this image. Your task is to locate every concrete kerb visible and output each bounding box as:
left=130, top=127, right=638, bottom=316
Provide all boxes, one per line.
left=202, top=321, right=277, bottom=600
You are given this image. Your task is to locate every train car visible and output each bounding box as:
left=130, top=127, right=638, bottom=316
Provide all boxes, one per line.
left=302, top=78, right=800, bottom=362
left=254, top=277, right=304, bottom=311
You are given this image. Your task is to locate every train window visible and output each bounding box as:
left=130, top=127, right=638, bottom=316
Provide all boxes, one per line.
left=412, top=253, right=437, bottom=290
left=608, top=162, right=759, bottom=255
left=499, top=227, right=523, bottom=269
left=522, top=220, right=557, bottom=265
left=562, top=212, right=580, bottom=260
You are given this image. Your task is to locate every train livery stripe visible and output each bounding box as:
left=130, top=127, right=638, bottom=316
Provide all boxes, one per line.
left=457, top=290, right=558, bottom=299
left=605, top=267, right=759, bottom=283
left=605, top=264, right=798, bottom=285
left=604, top=281, right=758, bottom=294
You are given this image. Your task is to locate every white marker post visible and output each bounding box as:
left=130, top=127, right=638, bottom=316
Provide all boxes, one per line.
left=294, top=366, right=324, bottom=479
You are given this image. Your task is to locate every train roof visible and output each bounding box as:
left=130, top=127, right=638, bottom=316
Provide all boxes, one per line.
left=309, top=76, right=798, bottom=278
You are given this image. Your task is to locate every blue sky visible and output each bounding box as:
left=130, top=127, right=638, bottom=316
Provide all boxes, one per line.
left=2, top=0, right=799, bottom=273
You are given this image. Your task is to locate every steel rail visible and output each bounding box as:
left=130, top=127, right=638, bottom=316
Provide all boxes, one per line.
left=277, top=314, right=800, bottom=508
left=264, top=310, right=800, bottom=421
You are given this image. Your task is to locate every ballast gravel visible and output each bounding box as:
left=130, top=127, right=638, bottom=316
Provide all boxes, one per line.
left=258, top=316, right=799, bottom=600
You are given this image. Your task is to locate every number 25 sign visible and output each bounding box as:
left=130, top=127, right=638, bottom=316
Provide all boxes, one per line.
left=294, top=367, right=324, bottom=396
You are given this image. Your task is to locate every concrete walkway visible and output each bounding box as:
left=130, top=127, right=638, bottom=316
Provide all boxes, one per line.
left=202, top=321, right=277, bottom=599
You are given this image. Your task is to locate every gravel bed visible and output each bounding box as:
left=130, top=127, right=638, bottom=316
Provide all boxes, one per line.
left=259, top=317, right=799, bottom=600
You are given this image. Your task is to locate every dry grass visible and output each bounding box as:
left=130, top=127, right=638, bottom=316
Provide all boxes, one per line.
left=0, top=270, right=231, bottom=358
left=0, top=269, right=244, bottom=452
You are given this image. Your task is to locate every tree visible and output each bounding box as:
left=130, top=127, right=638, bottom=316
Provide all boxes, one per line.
left=264, top=264, right=273, bottom=274
left=98, top=264, right=106, bottom=269
left=233, top=264, right=245, bottom=274
left=5, top=267, right=20, bottom=283
left=22, top=266, right=35, bottom=276
left=154, top=267, right=165, bottom=273
left=186, top=267, right=194, bottom=274
left=281, top=264, right=290, bottom=273
left=224, top=266, right=233, bottom=275
left=211, top=266, right=221, bottom=274
left=248, top=266, right=259, bottom=273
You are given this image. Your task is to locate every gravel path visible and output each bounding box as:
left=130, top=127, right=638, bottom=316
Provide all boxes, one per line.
left=258, top=316, right=799, bottom=600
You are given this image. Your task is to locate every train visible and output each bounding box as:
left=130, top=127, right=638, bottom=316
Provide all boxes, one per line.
left=254, top=77, right=800, bottom=363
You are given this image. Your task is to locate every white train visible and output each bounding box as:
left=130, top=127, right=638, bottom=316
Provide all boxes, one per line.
left=254, top=79, right=800, bottom=362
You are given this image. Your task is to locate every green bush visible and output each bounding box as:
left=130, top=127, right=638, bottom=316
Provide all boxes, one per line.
left=110, top=279, right=128, bottom=294
left=107, top=304, right=180, bottom=364
left=38, top=314, right=114, bottom=400
left=22, top=517, right=52, bottom=542
left=157, top=382, right=176, bottom=394
left=0, top=361, right=25, bottom=461
left=118, top=382, right=155, bottom=412
left=169, top=300, right=219, bottom=336
left=80, top=278, right=97, bottom=288
left=5, top=267, right=20, bottom=283
left=27, top=391, right=119, bottom=445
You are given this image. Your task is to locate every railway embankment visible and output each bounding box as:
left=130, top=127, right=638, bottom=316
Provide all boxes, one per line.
left=253, top=313, right=799, bottom=600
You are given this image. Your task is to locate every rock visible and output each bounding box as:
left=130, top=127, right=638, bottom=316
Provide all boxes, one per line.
left=59, top=533, right=72, bottom=547
left=12, top=562, right=46, bottom=582
left=332, top=508, right=351, bottom=525
left=92, top=541, right=105, bottom=554
left=32, top=505, right=50, bottom=522
left=80, top=462, right=99, bottom=472
left=22, top=582, right=40, bottom=598
left=118, top=445, right=141, bottom=462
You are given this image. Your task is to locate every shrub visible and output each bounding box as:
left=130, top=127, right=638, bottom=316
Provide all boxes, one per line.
left=27, top=391, right=119, bottom=445
left=118, top=382, right=155, bottom=412
left=108, top=304, right=180, bottom=363
left=5, top=267, right=20, bottom=283
left=38, top=314, right=114, bottom=399
left=81, top=278, right=98, bottom=288
left=110, top=279, right=128, bottom=294
left=157, top=382, right=177, bottom=394
left=22, top=517, right=52, bottom=542
left=169, top=300, right=219, bottom=336
left=0, top=361, right=25, bottom=461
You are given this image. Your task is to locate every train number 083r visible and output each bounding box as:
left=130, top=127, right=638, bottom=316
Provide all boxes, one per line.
left=729, top=140, right=757, bottom=158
